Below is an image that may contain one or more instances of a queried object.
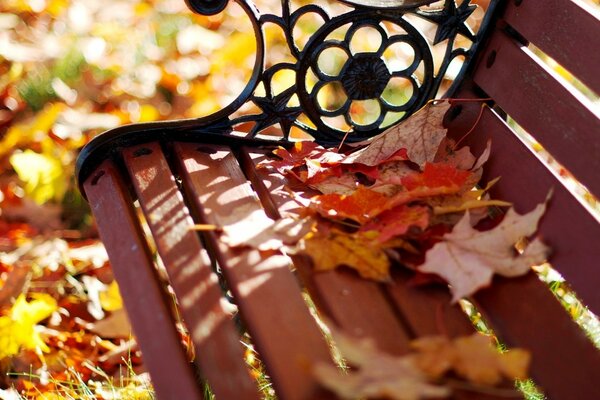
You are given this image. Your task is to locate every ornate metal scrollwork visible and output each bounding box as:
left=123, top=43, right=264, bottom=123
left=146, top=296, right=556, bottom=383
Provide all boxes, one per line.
left=180, top=0, right=486, bottom=145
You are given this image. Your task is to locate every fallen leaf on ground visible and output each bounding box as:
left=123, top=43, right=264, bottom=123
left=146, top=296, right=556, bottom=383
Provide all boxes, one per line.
left=87, top=309, right=133, bottom=339
left=0, top=294, right=58, bottom=359
left=342, top=101, right=451, bottom=168
left=418, top=195, right=551, bottom=302
left=298, top=230, right=391, bottom=281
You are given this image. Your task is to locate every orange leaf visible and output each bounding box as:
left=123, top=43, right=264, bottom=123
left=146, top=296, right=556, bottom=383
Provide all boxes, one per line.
left=360, top=205, right=430, bottom=242
left=311, top=186, right=390, bottom=224
left=401, top=163, right=472, bottom=192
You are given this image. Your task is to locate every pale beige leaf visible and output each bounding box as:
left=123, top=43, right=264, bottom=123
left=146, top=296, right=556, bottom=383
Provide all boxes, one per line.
left=419, top=197, right=551, bottom=302
left=342, top=101, right=450, bottom=168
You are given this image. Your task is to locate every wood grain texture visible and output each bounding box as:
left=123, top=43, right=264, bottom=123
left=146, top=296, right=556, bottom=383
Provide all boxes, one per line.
left=240, top=148, right=412, bottom=355
left=445, top=97, right=600, bottom=399
left=174, top=142, right=335, bottom=400
left=83, top=160, right=204, bottom=400
left=122, top=142, right=258, bottom=400
left=472, top=29, right=600, bottom=199
left=503, top=0, right=600, bottom=94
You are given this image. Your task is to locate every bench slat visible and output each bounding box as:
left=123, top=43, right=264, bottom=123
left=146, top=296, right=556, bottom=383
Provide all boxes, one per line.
left=503, top=0, right=600, bottom=94
left=385, top=271, right=475, bottom=338
left=445, top=99, right=600, bottom=399
left=446, top=99, right=600, bottom=315
left=173, top=142, right=335, bottom=400
left=122, top=142, right=258, bottom=400
left=240, top=148, right=413, bottom=356
left=83, top=161, right=205, bottom=400
left=473, top=29, right=600, bottom=199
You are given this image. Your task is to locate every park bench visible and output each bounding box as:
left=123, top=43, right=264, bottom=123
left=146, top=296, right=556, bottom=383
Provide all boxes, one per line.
left=76, top=0, right=600, bottom=398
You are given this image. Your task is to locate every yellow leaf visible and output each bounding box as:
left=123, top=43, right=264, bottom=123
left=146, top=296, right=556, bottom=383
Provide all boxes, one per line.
left=0, top=103, right=64, bottom=159
left=10, top=149, right=66, bottom=204
left=0, top=294, right=57, bottom=359
left=300, top=230, right=390, bottom=281
left=99, top=281, right=124, bottom=312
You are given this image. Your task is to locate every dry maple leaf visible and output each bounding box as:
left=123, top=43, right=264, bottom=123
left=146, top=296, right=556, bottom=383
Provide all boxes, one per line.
left=298, top=230, right=391, bottom=281
left=410, top=334, right=530, bottom=385
left=418, top=196, right=551, bottom=302
left=311, top=186, right=391, bottom=224
left=401, top=163, right=472, bottom=192
left=360, top=205, right=430, bottom=242
left=342, top=101, right=451, bottom=168
left=313, top=330, right=450, bottom=400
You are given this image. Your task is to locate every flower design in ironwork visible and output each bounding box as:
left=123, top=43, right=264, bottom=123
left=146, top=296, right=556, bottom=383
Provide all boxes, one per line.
left=340, top=54, right=391, bottom=101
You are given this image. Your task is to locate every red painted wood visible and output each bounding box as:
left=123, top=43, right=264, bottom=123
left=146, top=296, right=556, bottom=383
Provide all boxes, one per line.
left=445, top=98, right=600, bottom=399
left=503, top=0, right=600, bottom=94
left=122, top=142, right=258, bottom=400
left=83, top=160, right=204, bottom=400
left=472, top=29, right=600, bottom=199
left=239, top=148, right=412, bottom=356
left=385, top=270, right=475, bottom=338
left=173, top=142, right=335, bottom=400
left=445, top=98, right=600, bottom=315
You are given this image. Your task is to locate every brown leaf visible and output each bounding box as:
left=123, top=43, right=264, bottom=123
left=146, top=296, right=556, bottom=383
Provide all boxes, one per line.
left=87, top=309, right=132, bottom=339
left=418, top=195, right=552, bottom=302
left=342, top=101, right=450, bottom=168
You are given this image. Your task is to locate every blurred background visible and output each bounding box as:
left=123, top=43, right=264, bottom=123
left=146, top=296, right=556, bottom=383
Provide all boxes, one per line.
left=0, top=0, right=597, bottom=398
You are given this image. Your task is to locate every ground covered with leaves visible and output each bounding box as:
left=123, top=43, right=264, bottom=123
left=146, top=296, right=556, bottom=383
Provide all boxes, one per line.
left=0, top=0, right=285, bottom=397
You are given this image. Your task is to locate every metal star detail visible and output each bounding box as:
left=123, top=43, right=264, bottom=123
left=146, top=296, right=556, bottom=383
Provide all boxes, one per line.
left=418, top=0, right=476, bottom=45
left=246, top=87, right=302, bottom=138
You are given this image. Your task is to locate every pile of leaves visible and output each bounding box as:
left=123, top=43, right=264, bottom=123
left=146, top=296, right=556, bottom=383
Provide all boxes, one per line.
left=256, top=100, right=551, bottom=398
left=259, top=100, right=552, bottom=302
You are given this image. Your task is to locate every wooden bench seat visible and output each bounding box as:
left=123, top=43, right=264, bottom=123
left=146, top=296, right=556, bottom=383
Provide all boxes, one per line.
left=76, top=0, right=600, bottom=398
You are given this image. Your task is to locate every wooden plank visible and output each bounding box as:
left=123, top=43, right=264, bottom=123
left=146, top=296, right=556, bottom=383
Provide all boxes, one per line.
left=472, top=29, right=600, bottom=199
left=83, top=160, right=204, bottom=400
left=122, top=142, right=258, bottom=400
left=503, top=0, right=600, bottom=94
left=445, top=97, right=600, bottom=314
left=239, top=148, right=412, bottom=356
left=173, top=142, right=335, bottom=400
left=444, top=97, right=600, bottom=399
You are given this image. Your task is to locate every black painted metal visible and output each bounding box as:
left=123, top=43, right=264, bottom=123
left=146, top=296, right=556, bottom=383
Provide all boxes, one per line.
left=77, top=0, right=500, bottom=189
